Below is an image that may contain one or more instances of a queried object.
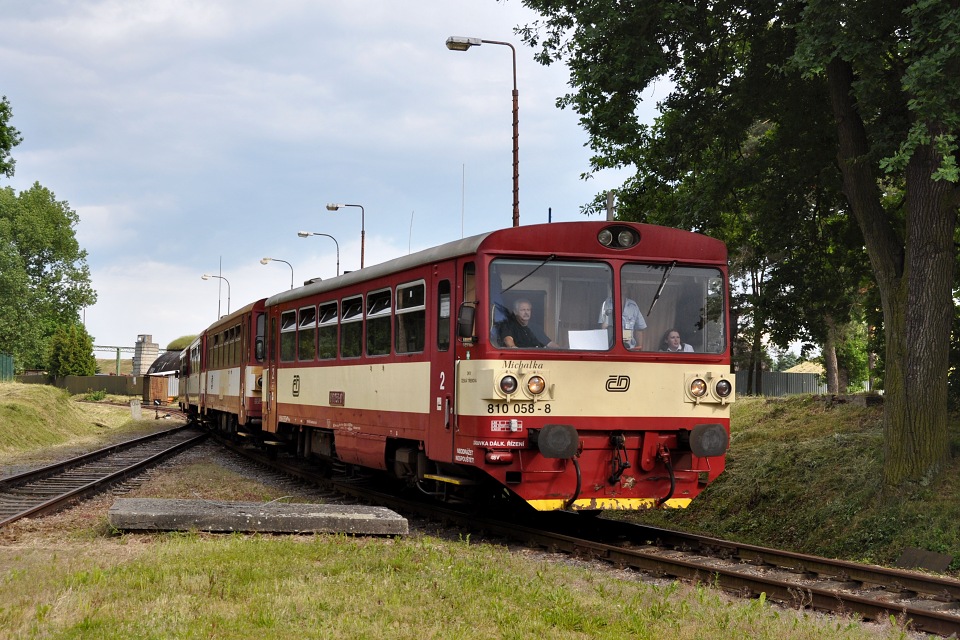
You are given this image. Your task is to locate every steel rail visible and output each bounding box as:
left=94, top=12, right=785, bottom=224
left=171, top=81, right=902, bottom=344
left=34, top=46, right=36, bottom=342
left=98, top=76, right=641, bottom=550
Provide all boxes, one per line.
left=599, top=520, right=960, bottom=601
left=0, top=426, right=206, bottom=527
left=530, top=525, right=960, bottom=637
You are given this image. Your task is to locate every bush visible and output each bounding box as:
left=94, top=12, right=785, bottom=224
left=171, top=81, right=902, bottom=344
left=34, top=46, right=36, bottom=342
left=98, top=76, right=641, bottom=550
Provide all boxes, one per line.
left=167, top=335, right=197, bottom=351
left=48, top=323, right=96, bottom=377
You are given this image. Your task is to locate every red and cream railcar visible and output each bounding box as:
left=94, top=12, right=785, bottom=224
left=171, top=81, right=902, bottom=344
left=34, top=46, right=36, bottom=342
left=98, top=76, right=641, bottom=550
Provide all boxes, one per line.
left=178, top=335, right=204, bottom=422
left=179, top=299, right=267, bottom=433
left=262, top=221, right=734, bottom=511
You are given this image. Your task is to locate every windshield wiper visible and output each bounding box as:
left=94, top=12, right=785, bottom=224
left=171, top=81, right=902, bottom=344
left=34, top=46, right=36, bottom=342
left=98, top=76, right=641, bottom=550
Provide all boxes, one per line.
left=501, top=254, right=556, bottom=294
left=647, top=261, right=676, bottom=316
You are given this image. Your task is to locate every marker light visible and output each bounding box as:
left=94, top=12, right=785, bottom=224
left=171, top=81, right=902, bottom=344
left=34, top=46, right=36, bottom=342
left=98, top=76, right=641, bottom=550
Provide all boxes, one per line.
left=527, top=375, right=546, bottom=395
left=715, top=379, right=733, bottom=398
left=689, top=378, right=708, bottom=398
left=500, top=375, right=519, bottom=395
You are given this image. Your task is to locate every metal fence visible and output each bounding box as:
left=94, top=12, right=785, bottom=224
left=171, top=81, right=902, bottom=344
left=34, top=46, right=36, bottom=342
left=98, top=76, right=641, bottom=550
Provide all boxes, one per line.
left=16, top=374, right=142, bottom=395
left=0, top=353, right=13, bottom=382
left=734, top=371, right=828, bottom=396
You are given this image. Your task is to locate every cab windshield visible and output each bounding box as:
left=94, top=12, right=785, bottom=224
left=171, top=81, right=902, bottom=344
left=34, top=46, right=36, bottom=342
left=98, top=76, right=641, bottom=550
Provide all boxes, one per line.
left=617, top=264, right=726, bottom=353
left=488, top=259, right=725, bottom=353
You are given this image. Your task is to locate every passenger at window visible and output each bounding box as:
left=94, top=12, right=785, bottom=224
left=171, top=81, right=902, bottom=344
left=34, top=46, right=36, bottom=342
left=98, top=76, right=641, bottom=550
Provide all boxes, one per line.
left=500, top=299, right=559, bottom=349
left=599, top=295, right=646, bottom=349
left=660, top=329, right=694, bottom=352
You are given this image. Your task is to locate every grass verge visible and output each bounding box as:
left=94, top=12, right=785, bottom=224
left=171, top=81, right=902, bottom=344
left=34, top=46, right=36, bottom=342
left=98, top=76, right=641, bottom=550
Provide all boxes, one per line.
left=0, top=382, right=181, bottom=466
left=0, top=529, right=916, bottom=639
left=627, top=395, right=960, bottom=570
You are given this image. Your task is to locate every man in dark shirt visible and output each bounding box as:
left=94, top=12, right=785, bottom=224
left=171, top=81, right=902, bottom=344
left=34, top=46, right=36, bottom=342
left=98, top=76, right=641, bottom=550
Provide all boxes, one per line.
left=500, top=299, right=559, bottom=348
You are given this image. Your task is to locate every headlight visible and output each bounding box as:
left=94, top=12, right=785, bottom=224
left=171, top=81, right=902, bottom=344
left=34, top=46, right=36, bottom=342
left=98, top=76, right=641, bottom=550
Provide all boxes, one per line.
left=500, top=375, right=518, bottom=395
left=715, top=379, right=732, bottom=398
left=689, top=378, right=708, bottom=398
left=599, top=225, right=640, bottom=249
left=527, top=375, right=545, bottom=395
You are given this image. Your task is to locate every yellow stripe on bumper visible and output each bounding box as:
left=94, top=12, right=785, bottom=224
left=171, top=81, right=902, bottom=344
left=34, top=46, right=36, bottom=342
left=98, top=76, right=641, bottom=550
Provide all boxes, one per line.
left=527, top=497, right=693, bottom=511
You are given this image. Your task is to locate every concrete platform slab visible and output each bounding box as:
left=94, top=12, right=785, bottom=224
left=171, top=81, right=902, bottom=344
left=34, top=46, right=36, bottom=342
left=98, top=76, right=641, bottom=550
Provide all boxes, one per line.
left=109, top=498, right=408, bottom=535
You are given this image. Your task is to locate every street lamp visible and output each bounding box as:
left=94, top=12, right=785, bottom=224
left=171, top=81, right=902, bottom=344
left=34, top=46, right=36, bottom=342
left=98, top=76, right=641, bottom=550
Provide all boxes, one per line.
left=297, top=231, right=340, bottom=276
left=325, top=203, right=364, bottom=268
left=201, top=273, right=231, bottom=316
left=260, top=257, right=294, bottom=290
left=446, top=35, right=519, bottom=228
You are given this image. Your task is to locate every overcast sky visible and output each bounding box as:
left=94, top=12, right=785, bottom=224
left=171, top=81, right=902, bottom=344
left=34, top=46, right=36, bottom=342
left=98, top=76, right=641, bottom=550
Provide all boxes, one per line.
left=2, top=0, right=660, bottom=353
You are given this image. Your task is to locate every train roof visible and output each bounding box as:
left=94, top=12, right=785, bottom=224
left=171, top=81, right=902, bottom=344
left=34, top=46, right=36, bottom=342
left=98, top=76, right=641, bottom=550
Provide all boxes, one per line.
left=145, top=350, right=180, bottom=375
left=265, top=221, right=725, bottom=308
left=266, top=231, right=493, bottom=307
left=200, top=298, right=267, bottom=334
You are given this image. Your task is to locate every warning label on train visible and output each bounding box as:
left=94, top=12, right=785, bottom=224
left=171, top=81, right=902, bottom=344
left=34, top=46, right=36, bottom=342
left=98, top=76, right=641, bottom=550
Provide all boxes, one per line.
left=490, top=419, right=521, bottom=432
left=473, top=439, right=526, bottom=448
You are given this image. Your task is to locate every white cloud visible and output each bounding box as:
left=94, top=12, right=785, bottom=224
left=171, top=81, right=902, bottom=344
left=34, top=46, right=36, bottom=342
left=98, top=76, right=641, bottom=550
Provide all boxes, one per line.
left=75, top=203, right=141, bottom=251
left=3, top=0, right=653, bottom=348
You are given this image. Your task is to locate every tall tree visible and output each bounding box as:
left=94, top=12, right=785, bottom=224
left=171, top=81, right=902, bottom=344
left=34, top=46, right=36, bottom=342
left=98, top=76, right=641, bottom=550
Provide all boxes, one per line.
left=0, top=96, right=22, bottom=178
left=0, top=183, right=97, bottom=370
left=0, top=233, right=33, bottom=363
left=518, top=0, right=960, bottom=489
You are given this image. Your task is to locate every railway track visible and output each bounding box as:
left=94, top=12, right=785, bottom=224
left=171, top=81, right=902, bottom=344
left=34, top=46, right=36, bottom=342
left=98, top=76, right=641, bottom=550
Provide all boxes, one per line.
left=529, top=513, right=960, bottom=637
left=0, top=425, right=206, bottom=527
left=215, top=434, right=960, bottom=637
left=78, top=399, right=188, bottom=421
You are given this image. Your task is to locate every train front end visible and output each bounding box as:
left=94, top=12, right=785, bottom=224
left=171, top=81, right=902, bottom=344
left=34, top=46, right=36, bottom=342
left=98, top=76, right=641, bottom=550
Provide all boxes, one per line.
left=455, top=357, right=733, bottom=510
left=454, top=223, right=733, bottom=511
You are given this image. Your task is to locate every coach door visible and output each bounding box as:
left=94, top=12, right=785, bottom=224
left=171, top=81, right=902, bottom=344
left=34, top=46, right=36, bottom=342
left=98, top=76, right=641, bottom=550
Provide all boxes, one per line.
left=426, top=261, right=459, bottom=462
left=263, top=311, right=279, bottom=433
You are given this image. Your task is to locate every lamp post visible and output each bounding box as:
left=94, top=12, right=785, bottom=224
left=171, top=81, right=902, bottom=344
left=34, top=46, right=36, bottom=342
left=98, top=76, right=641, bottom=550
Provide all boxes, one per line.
left=325, top=203, right=364, bottom=268
left=446, top=35, right=519, bottom=228
left=201, top=273, right=231, bottom=316
left=260, top=257, right=294, bottom=289
left=297, top=231, right=340, bottom=276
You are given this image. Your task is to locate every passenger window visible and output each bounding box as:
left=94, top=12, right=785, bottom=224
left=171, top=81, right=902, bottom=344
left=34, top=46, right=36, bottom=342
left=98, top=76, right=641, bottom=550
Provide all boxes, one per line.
left=366, top=288, right=392, bottom=356
left=298, top=306, right=317, bottom=361
left=279, top=310, right=297, bottom=362
left=318, top=301, right=338, bottom=360
left=396, top=282, right=425, bottom=354
left=341, top=296, right=363, bottom=358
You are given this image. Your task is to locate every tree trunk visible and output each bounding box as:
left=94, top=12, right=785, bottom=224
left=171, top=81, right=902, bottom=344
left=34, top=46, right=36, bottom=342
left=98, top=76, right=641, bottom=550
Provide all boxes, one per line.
left=823, top=314, right=840, bottom=394
left=747, top=327, right=764, bottom=395
left=827, top=58, right=955, bottom=489
left=751, top=267, right=764, bottom=396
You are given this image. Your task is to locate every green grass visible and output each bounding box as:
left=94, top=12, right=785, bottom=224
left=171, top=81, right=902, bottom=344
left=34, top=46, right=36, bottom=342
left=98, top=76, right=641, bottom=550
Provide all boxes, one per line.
left=627, top=395, right=960, bottom=569
left=0, top=382, right=176, bottom=464
left=0, top=383, right=94, bottom=454
left=81, top=389, right=108, bottom=402
left=0, top=386, right=947, bottom=638
left=0, top=532, right=916, bottom=639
